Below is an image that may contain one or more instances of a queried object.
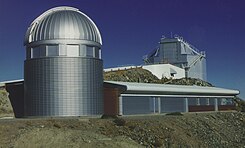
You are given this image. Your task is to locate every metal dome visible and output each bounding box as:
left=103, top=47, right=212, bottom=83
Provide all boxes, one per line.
left=24, top=6, right=102, bottom=46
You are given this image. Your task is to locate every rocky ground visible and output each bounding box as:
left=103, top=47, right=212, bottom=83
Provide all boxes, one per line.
left=0, top=89, right=13, bottom=117
left=0, top=112, right=244, bottom=148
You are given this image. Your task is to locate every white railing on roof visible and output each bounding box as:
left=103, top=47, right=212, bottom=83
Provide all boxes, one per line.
left=104, top=65, right=143, bottom=72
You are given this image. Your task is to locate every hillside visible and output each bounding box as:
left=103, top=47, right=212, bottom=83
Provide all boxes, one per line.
left=104, top=68, right=213, bottom=87
left=0, top=89, right=13, bottom=117
left=0, top=112, right=244, bottom=147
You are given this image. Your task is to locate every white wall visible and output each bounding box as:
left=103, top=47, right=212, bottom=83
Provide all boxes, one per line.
left=104, top=64, right=185, bottom=79
left=142, top=64, right=185, bottom=79
left=104, top=65, right=142, bottom=72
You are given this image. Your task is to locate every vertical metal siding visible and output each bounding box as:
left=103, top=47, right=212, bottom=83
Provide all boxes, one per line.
left=187, top=55, right=207, bottom=80
left=24, top=57, right=103, bottom=116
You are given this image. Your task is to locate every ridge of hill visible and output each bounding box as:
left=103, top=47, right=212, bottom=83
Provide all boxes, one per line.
left=104, top=68, right=213, bottom=87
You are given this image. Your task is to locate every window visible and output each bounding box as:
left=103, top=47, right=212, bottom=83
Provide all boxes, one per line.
left=94, top=47, right=100, bottom=58
left=79, top=45, right=86, bottom=57
left=99, top=49, right=102, bottom=59
left=59, top=45, right=66, bottom=56
left=47, top=45, right=58, bottom=56
left=28, top=44, right=101, bottom=58
left=40, top=45, right=46, bottom=57
left=196, top=98, right=200, bottom=105
left=67, top=45, right=79, bottom=57
left=31, top=47, right=40, bottom=58
left=206, top=98, right=210, bottom=105
left=26, top=48, right=31, bottom=59
left=29, top=45, right=46, bottom=58
left=86, top=46, right=94, bottom=57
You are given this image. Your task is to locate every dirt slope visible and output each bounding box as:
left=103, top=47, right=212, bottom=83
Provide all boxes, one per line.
left=0, top=89, right=14, bottom=117
left=0, top=112, right=244, bottom=148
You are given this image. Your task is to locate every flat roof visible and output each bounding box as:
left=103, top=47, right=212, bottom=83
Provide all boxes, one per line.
left=0, top=79, right=24, bottom=88
left=105, top=81, right=239, bottom=97
left=1, top=79, right=239, bottom=97
left=0, top=79, right=24, bottom=84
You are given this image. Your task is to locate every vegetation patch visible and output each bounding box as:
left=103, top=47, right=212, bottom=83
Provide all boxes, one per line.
left=0, top=89, right=14, bottom=116
left=234, top=96, right=245, bottom=112
left=165, top=112, right=183, bottom=116
left=101, top=114, right=118, bottom=119
left=113, top=118, right=126, bottom=126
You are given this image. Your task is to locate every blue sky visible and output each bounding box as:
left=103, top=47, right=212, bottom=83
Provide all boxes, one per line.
left=0, top=0, right=244, bottom=99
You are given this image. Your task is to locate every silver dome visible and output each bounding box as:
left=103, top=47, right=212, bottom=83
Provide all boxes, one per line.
left=24, top=6, right=102, bottom=46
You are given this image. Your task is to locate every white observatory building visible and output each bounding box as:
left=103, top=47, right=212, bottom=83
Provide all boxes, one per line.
left=24, top=6, right=103, bottom=117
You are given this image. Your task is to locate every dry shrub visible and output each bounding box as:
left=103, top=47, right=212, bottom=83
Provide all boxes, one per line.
left=113, top=118, right=126, bottom=126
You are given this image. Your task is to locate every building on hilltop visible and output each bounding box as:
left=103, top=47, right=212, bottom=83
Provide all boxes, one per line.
left=23, top=6, right=103, bottom=117
left=1, top=79, right=239, bottom=117
left=104, top=64, right=185, bottom=79
left=106, top=36, right=206, bottom=80
left=0, top=6, right=240, bottom=118
left=143, top=36, right=207, bottom=80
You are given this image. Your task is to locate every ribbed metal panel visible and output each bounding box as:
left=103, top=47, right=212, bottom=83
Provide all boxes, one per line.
left=187, top=55, right=207, bottom=80
left=24, top=7, right=102, bottom=45
left=24, top=57, right=103, bottom=116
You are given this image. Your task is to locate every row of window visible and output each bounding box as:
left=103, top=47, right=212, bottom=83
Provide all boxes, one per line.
left=27, top=45, right=101, bottom=59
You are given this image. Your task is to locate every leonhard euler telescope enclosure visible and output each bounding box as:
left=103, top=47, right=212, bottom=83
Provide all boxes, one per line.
left=24, top=6, right=103, bottom=117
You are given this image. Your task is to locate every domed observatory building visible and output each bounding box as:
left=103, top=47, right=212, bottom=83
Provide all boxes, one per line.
left=24, top=6, right=103, bottom=117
